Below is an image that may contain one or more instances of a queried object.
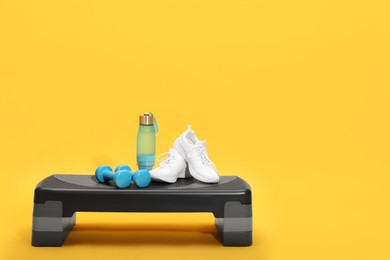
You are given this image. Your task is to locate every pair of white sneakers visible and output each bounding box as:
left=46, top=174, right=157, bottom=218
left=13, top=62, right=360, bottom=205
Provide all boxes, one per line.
left=150, top=125, right=220, bottom=183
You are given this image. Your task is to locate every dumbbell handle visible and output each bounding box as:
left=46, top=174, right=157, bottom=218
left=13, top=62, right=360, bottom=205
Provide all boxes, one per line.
left=102, top=170, right=115, bottom=180
left=95, top=165, right=149, bottom=188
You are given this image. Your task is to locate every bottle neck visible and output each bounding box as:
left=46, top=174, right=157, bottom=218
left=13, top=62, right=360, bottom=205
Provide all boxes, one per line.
left=139, top=125, right=155, bottom=133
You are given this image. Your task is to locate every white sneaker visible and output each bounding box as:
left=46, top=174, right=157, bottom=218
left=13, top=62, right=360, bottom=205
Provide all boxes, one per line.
left=150, top=148, right=187, bottom=183
left=174, top=125, right=220, bottom=183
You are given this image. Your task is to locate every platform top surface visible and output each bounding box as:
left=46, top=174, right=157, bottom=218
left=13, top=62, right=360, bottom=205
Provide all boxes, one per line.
left=36, top=175, right=251, bottom=193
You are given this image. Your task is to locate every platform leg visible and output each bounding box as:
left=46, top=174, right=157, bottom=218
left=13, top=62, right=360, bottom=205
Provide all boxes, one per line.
left=32, top=201, right=76, bottom=246
left=215, top=201, right=252, bottom=246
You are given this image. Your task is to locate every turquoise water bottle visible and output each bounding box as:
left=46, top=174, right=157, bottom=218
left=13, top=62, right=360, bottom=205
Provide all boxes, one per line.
left=137, top=112, right=158, bottom=170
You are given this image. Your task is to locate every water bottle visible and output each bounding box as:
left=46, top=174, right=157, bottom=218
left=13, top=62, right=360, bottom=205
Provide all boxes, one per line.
left=137, top=112, right=158, bottom=170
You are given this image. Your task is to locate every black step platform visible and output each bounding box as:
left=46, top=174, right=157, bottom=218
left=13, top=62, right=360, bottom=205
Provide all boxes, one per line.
left=32, top=175, right=252, bottom=247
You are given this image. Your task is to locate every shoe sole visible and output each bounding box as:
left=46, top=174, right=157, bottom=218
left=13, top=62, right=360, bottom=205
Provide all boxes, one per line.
left=151, top=167, right=186, bottom=183
left=188, top=164, right=219, bottom=183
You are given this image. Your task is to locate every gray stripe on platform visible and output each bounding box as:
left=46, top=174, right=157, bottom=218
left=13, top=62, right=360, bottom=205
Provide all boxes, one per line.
left=33, top=214, right=76, bottom=232
left=224, top=201, right=252, bottom=217
left=33, top=201, right=63, bottom=217
left=215, top=217, right=252, bottom=232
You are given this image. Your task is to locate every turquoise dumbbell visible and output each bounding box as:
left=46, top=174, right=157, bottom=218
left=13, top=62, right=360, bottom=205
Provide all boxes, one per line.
left=95, top=165, right=132, bottom=188
left=115, top=164, right=151, bottom=188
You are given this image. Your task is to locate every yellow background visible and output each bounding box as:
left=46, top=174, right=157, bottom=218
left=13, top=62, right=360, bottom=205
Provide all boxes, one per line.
left=0, top=1, right=389, bottom=259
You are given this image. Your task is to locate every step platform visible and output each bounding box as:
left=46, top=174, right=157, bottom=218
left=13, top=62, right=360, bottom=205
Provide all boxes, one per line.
left=32, top=174, right=252, bottom=247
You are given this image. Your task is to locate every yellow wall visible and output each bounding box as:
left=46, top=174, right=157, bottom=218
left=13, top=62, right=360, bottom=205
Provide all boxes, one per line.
left=0, top=1, right=389, bottom=259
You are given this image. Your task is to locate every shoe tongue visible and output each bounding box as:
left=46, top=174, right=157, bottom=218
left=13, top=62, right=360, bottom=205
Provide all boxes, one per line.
left=185, top=124, right=193, bottom=135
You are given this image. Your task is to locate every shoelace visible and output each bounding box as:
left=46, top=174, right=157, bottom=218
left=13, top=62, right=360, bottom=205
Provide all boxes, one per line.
left=192, top=144, right=218, bottom=171
left=193, top=145, right=211, bottom=165
left=156, top=152, right=175, bottom=168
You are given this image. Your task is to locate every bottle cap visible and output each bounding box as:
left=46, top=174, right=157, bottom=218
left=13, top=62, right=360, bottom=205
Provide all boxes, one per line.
left=139, top=113, right=158, bottom=133
left=140, top=113, right=154, bottom=125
